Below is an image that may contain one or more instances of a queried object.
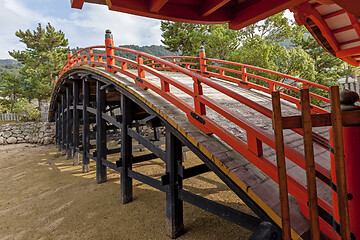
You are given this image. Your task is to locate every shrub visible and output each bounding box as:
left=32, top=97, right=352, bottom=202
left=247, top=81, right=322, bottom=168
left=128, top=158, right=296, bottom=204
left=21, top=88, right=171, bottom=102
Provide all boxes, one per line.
left=13, top=99, right=40, bottom=121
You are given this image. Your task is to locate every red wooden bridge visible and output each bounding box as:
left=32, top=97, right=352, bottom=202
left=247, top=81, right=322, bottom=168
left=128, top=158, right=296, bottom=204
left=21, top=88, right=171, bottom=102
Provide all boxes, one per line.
left=49, top=0, right=360, bottom=239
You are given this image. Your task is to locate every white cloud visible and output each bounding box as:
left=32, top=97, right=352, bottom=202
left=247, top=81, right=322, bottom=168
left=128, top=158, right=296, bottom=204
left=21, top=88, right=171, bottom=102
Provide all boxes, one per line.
left=0, top=1, right=163, bottom=59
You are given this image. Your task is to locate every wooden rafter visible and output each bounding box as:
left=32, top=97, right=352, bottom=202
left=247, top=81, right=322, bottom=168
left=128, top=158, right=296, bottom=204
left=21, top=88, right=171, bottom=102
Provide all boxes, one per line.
left=149, top=0, right=168, bottom=12
left=71, top=0, right=85, bottom=9
left=200, top=0, right=232, bottom=17
left=228, top=0, right=306, bottom=30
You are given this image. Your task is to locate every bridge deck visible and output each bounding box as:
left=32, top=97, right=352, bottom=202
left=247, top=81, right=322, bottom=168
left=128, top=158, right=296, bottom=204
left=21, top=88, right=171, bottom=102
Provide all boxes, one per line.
left=101, top=69, right=333, bottom=237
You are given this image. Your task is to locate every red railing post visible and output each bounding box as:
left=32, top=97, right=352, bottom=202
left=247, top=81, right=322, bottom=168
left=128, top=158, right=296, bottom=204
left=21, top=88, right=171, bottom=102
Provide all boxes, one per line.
left=199, top=46, right=207, bottom=75
left=135, top=54, right=148, bottom=90
left=193, top=77, right=206, bottom=115
left=89, top=48, right=94, bottom=66
left=137, top=54, right=145, bottom=79
left=67, top=50, right=72, bottom=70
left=241, top=67, right=247, bottom=83
left=77, top=52, right=81, bottom=64
left=105, top=29, right=115, bottom=72
left=269, top=82, right=275, bottom=92
left=171, top=57, right=176, bottom=72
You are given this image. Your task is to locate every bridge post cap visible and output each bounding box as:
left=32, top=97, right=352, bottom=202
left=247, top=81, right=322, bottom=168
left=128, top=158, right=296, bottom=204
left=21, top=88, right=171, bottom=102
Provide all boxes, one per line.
left=340, top=89, right=360, bottom=111
left=105, top=29, right=113, bottom=39
left=199, top=45, right=205, bottom=53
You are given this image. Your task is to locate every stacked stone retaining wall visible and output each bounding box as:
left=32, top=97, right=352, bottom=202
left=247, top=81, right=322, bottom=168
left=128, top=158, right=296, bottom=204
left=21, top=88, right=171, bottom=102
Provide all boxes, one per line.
left=0, top=122, right=55, bottom=145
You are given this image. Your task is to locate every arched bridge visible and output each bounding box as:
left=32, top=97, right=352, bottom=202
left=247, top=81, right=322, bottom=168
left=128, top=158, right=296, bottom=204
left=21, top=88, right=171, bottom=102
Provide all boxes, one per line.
left=49, top=31, right=358, bottom=239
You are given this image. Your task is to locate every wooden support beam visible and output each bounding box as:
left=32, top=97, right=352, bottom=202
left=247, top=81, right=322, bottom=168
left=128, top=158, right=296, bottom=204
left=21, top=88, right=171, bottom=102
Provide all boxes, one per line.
left=61, top=95, right=66, bottom=154
left=300, top=89, right=320, bottom=240
left=149, top=0, right=168, bottom=12
left=200, top=0, right=231, bottom=17
left=57, top=107, right=61, bottom=151
left=178, top=164, right=211, bottom=179
left=128, top=128, right=166, bottom=161
left=73, top=80, right=80, bottom=165
left=281, top=111, right=360, bottom=129
left=330, top=86, right=352, bottom=240
left=66, top=86, right=73, bottom=160
left=271, top=91, right=291, bottom=240
left=165, top=129, right=184, bottom=238
left=121, top=94, right=133, bottom=204
left=82, top=79, right=90, bottom=173
left=96, top=81, right=107, bottom=184
left=178, top=189, right=262, bottom=232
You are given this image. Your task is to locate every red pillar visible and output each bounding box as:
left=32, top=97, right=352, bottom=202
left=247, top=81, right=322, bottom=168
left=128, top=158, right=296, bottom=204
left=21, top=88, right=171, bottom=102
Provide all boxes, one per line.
left=330, top=90, right=360, bottom=239
left=331, top=126, right=360, bottom=239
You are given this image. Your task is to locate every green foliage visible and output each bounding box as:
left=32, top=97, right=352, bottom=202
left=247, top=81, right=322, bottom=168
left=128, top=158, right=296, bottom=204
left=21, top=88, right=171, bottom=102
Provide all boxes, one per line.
left=161, top=22, right=241, bottom=59
left=0, top=62, right=21, bottom=77
left=9, top=23, right=69, bottom=102
left=13, top=99, right=40, bottom=121
left=0, top=72, right=25, bottom=112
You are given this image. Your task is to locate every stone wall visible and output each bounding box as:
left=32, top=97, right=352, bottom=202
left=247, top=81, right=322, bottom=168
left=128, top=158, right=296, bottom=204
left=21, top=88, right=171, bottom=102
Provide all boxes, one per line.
left=0, top=122, right=55, bottom=145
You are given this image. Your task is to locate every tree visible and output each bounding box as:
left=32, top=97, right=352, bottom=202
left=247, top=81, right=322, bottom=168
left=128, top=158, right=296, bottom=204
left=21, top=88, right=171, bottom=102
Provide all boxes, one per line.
left=161, top=22, right=241, bottom=59
left=291, top=26, right=353, bottom=85
left=0, top=72, right=25, bottom=112
left=9, top=23, right=69, bottom=106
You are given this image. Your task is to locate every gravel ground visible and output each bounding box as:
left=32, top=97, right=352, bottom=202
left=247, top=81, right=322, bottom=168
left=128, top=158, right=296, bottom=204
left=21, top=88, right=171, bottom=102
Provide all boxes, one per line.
left=0, top=143, right=253, bottom=240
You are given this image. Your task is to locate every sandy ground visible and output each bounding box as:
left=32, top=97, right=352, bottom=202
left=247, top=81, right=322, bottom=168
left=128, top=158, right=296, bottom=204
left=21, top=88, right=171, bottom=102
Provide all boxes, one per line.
left=0, top=143, right=253, bottom=240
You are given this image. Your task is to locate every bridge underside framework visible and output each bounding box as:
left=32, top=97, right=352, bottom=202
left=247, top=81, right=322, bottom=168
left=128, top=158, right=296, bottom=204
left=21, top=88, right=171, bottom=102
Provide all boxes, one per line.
left=50, top=67, right=283, bottom=239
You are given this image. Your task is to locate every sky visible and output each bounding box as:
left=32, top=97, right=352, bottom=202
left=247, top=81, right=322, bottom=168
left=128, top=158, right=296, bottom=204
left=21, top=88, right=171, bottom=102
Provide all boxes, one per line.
left=0, top=0, right=163, bottom=59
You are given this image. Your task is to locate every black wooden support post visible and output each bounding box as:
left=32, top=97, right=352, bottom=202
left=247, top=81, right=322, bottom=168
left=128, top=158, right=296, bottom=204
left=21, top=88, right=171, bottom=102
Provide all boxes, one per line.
left=61, top=94, right=66, bottom=154
left=96, top=81, right=107, bottom=183
left=73, top=80, right=80, bottom=165
left=121, top=94, right=133, bottom=204
left=82, top=79, right=90, bottom=172
left=66, top=86, right=72, bottom=160
left=165, top=129, right=184, bottom=238
left=57, top=106, right=61, bottom=151
left=55, top=112, right=59, bottom=147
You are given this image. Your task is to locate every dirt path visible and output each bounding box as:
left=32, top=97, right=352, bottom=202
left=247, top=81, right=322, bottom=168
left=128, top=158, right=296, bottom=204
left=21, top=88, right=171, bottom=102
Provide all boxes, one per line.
left=0, top=143, right=252, bottom=240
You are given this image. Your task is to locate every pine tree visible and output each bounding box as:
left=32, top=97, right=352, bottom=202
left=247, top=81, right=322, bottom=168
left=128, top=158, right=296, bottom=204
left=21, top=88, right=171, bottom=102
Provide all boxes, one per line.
left=9, top=23, right=69, bottom=107
left=0, top=72, right=25, bottom=112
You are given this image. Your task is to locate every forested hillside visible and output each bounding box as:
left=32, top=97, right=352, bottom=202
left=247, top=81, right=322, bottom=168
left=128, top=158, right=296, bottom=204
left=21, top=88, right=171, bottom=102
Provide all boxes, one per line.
left=71, top=44, right=177, bottom=61
left=0, top=59, right=17, bottom=65
left=0, top=61, right=21, bottom=76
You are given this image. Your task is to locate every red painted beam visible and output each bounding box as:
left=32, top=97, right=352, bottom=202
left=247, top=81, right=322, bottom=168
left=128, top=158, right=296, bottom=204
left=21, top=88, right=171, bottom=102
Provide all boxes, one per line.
left=332, top=25, right=353, bottom=35
left=229, top=0, right=307, bottom=30
left=106, top=0, right=231, bottom=24
left=347, top=13, right=360, bottom=37
left=149, top=0, right=168, bottom=12
left=71, top=0, right=85, bottom=9
left=200, top=0, right=231, bottom=17
left=323, top=9, right=347, bottom=20
left=337, top=45, right=360, bottom=57
left=340, top=38, right=360, bottom=46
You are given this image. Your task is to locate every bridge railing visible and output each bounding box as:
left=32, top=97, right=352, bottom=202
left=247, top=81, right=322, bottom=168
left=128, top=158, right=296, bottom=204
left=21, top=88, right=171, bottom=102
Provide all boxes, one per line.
left=145, top=54, right=330, bottom=114
left=57, top=32, right=336, bottom=237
